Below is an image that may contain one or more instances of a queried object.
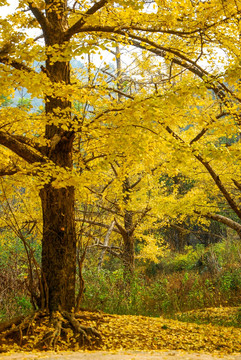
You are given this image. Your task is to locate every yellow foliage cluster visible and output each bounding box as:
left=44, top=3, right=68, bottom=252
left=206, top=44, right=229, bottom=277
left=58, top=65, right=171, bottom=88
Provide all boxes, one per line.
left=1, top=0, right=241, bottom=307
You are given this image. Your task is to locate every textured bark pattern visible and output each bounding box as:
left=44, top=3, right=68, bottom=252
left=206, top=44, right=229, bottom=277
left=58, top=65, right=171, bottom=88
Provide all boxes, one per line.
left=39, top=1, right=77, bottom=313
left=40, top=185, right=76, bottom=312
left=122, top=232, right=135, bottom=275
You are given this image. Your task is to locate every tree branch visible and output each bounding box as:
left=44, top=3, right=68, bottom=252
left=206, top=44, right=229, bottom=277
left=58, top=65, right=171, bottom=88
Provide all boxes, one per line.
left=201, top=212, right=241, bottom=237
left=66, top=8, right=239, bottom=40
left=195, top=153, right=241, bottom=220
left=232, top=179, right=241, bottom=192
left=189, top=112, right=229, bottom=145
left=12, top=135, right=44, bottom=153
left=75, top=218, right=121, bottom=234
left=0, top=167, right=19, bottom=176
left=132, top=206, right=151, bottom=232
left=91, top=242, right=122, bottom=260
left=0, top=131, right=46, bottom=164
left=96, top=203, right=122, bottom=216
left=114, top=217, right=126, bottom=237
left=163, top=123, right=241, bottom=220
left=28, top=2, right=50, bottom=40
left=189, top=128, right=208, bottom=145
left=0, top=57, right=35, bottom=74
left=129, top=175, right=144, bottom=190
left=66, top=0, right=109, bottom=39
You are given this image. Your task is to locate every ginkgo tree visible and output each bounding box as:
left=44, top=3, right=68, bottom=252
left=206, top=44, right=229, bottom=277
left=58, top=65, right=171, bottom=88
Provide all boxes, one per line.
left=1, top=0, right=241, bottom=348
left=73, top=47, right=167, bottom=276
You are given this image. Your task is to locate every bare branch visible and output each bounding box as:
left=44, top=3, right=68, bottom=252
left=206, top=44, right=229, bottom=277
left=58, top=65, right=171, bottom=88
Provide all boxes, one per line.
left=91, top=242, right=122, bottom=259
left=105, top=87, right=134, bottom=100
left=75, top=218, right=121, bottom=234
left=83, top=154, right=106, bottom=164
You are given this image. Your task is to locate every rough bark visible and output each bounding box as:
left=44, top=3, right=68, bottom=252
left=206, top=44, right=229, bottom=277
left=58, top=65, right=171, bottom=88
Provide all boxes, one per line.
left=35, top=1, right=77, bottom=313
left=122, top=231, right=135, bottom=275
left=39, top=84, right=76, bottom=311
left=40, top=185, right=76, bottom=312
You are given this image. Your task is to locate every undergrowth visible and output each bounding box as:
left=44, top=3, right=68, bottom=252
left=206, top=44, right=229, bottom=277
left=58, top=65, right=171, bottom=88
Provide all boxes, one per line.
left=1, top=238, right=241, bottom=326
left=81, top=239, right=241, bottom=318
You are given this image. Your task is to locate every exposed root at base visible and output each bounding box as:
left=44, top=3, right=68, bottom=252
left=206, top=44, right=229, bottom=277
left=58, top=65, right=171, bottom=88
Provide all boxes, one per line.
left=0, top=310, right=102, bottom=352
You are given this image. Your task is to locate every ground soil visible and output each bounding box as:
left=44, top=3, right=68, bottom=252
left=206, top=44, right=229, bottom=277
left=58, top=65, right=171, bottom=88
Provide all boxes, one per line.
left=0, top=351, right=241, bottom=360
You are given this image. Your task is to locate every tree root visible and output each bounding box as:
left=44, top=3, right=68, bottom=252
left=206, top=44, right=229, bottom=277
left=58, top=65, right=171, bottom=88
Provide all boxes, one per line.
left=0, top=315, right=26, bottom=333
left=0, top=310, right=102, bottom=352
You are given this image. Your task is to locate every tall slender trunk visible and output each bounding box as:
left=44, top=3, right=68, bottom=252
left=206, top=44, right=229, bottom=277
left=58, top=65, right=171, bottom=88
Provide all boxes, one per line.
left=123, top=181, right=135, bottom=275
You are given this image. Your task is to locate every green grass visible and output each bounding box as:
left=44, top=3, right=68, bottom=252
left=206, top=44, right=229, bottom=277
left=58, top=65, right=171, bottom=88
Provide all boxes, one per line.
left=173, top=306, right=241, bottom=328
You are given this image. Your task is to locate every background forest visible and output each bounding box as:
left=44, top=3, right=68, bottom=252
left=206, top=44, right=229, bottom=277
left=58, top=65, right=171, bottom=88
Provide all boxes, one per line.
left=0, top=0, right=241, bottom=349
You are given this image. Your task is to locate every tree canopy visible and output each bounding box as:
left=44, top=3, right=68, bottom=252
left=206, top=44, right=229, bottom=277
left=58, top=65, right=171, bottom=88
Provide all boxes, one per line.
left=1, top=0, right=241, bottom=346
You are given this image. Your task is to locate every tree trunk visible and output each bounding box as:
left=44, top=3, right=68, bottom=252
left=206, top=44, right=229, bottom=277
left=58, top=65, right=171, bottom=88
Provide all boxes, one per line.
left=122, top=232, right=135, bottom=275
left=122, top=208, right=135, bottom=276
left=121, top=177, right=135, bottom=275
left=114, top=211, right=135, bottom=276
left=39, top=53, right=77, bottom=312
left=98, top=220, right=116, bottom=271
left=40, top=185, right=76, bottom=312
left=38, top=2, right=77, bottom=312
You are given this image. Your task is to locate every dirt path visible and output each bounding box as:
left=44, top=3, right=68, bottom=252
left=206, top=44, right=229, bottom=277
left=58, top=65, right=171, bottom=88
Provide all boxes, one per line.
left=0, top=351, right=241, bottom=360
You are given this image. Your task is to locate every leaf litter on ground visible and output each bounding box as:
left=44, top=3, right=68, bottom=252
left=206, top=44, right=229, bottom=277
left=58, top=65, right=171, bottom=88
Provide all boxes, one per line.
left=0, top=308, right=240, bottom=354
